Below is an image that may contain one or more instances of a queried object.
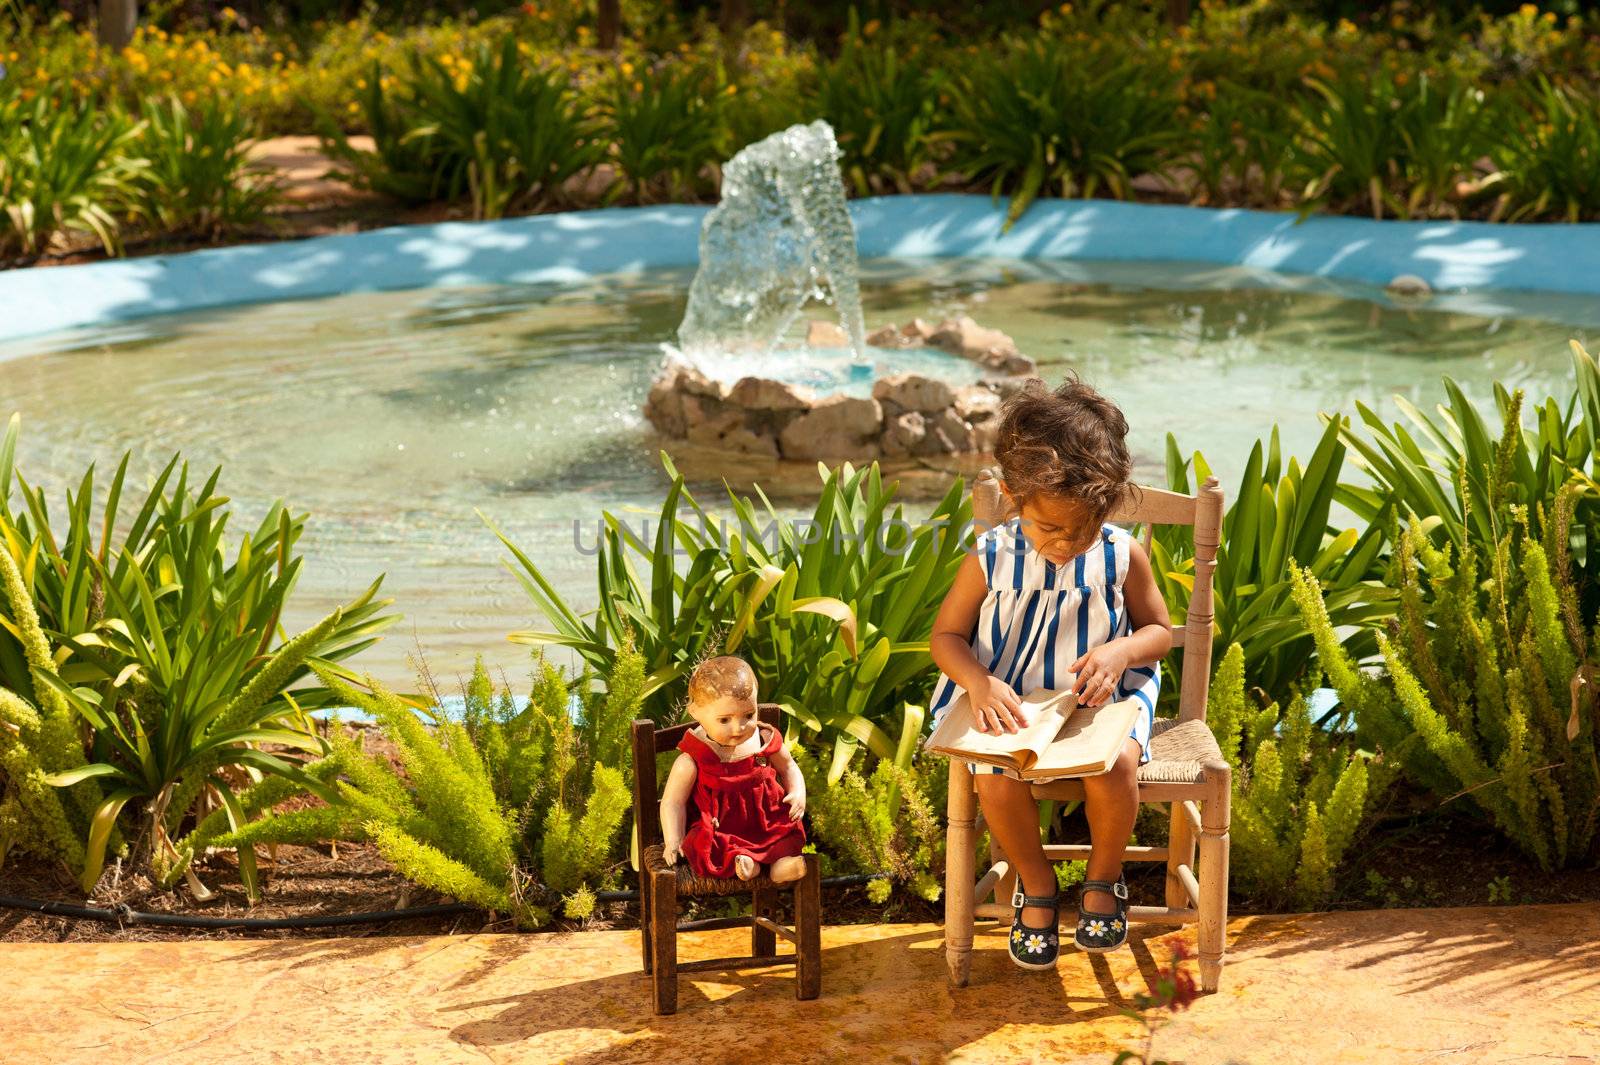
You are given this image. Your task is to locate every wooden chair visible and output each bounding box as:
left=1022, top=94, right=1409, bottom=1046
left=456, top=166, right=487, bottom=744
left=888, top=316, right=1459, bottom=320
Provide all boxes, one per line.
left=631, top=703, right=822, bottom=1015
left=944, top=468, right=1232, bottom=991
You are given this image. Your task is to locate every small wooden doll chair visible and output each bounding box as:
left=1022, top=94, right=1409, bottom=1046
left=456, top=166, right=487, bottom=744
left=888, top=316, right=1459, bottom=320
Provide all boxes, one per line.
left=944, top=468, right=1233, bottom=991
left=630, top=703, right=823, bottom=1015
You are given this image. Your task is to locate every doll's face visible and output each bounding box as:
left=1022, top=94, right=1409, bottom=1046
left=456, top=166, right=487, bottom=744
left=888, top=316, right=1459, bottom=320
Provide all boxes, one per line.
left=689, top=692, right=759, bottom=748
left=1001, top=482, right=1099, bottom=565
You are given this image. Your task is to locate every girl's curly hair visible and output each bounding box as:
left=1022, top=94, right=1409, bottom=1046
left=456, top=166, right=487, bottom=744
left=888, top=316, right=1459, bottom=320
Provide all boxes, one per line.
left=992, top=370, right=1136, bottom=527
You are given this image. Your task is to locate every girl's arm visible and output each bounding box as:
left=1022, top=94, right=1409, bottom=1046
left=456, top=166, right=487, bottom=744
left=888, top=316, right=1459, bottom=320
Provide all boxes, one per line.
left=930, top=551, right=1026, bottom=733
left=1070, top=536, right=1174, bottom=704
left=769, top=741, right=805, bottom=820
left=659, top=752, right=697, bottom=865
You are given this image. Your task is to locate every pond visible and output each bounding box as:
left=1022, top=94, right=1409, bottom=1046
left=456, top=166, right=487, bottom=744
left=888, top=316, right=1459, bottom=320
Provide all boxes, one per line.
left=2, top=256, right=1594, bottom=685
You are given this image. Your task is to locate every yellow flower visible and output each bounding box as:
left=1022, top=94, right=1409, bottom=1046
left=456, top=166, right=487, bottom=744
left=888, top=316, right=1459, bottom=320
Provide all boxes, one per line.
left=862, top=18, right=880, bottom=36
left=1518, top=3, right=1537, bottom=17
left=621, top=61, right=633, bottom=75
left=1337, top=18, right=1357, bottom=34
left=724, top=83, right=737, bottom=95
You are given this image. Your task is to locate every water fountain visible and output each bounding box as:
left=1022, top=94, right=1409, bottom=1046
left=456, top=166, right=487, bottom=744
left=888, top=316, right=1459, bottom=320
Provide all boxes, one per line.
left=643, top=120, right=1037, bottom=462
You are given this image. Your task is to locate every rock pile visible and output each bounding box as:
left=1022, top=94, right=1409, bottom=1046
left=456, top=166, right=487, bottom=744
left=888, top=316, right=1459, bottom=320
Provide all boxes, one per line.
left=643, top=316, right=1038, bottom=461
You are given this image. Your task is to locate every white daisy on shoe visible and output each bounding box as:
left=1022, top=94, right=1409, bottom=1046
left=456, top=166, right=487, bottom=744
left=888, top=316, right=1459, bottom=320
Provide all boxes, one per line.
left=1085, top=918, right=1109, bottom=937
left=1025, top=933, right=1047, bottom=954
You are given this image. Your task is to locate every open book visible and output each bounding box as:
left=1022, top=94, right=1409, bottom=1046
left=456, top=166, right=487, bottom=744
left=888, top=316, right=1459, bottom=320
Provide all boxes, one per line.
left=922, top=680, right=1144, bottom=779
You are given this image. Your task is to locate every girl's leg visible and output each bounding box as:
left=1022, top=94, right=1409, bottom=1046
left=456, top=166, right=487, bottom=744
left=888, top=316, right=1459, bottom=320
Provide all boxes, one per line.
left=1078, top=737, right=1143, bottom=914
left=974, top=772, right=1056, bottom=928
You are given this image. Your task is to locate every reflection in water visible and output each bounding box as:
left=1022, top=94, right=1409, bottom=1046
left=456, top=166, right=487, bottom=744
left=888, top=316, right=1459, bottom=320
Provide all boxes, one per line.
left=1, top=258, right=1592, bottom=684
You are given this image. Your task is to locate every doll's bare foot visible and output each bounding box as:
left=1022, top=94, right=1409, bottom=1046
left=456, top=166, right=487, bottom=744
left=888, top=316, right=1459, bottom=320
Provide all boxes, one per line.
left=768, top=855, right=806, bottom=884
left=734, top=854, right=760, bottom=880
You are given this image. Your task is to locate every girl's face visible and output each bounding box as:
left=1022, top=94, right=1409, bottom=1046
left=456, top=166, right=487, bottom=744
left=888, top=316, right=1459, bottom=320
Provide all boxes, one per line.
left=689, top=692, right=759, bottom=748
left=1004, top=485, right=1099, bottom=566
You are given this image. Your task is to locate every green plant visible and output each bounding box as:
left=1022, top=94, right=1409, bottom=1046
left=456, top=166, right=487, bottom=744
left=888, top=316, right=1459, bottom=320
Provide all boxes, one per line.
left=128, top=94, right=282, bottom=240
left=792, top=702, right=946, bottom=902
left=1289, top=63, right=1410, bottom=220
left=490, top=454, right=970, bottom=780
left=1333, top=342, right=1600, bottom=629
left=600, top=59, right=724, bottom=205
left=813, top=9, right=943, bottom=196
left=0, top=544, right=92, bottom=872
left=945, top=33, right=1189, bottom=228
left=1484, top=76, right=1600, bottom=222
left=319, top=36, right=599, bottom=219
left=0, top=90, right=142, bottom=257
left=1204, top=642, right=1384, bottom=908
left=1295, top=501, right=1600, bottom=871
left=1155, top=416, right=1398, bottom=706
left=0, top=414, right=397, bottom=897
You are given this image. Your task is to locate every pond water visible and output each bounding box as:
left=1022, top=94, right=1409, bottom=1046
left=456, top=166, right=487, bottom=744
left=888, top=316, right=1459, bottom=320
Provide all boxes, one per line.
left=2, top=257, right=1594, bottom=687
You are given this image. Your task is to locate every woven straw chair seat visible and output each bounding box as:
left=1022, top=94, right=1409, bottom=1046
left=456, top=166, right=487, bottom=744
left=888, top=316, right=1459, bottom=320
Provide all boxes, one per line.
left=642, top=842, right=783, bottom=896
left=1135, top=716, right=1223, bottom=785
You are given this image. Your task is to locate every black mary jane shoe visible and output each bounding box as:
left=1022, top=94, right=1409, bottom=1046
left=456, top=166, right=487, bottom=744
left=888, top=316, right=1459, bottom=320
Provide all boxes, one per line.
left=1007, top=884, right=1062, bottom=971
left=1074, top=873, right=1130, bottom=954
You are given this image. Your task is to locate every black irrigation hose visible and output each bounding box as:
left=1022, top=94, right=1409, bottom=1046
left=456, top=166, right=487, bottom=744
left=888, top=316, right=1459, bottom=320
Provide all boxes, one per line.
left=0, top=894, right=476, bottom=930
left=0, top=874, right=887, bottom=930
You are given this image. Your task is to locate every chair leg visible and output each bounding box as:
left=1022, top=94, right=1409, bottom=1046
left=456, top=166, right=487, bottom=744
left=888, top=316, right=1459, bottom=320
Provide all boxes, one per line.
left=650, top=868, right=679, bottom=1015
left=795, top=853, right=822, bottom=1001
left=752, top=882, right=778, bottom=958
left=945, top=758, right=976, bottom=987
left=640, top=865, right=654, bottom=975
left=1197, top=767, right=1231, bottom=993
left=1165, top=799, right=1196, bottom=912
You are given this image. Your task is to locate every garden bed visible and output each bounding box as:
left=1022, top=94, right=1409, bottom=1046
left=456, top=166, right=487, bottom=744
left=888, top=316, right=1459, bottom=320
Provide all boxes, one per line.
left=5, top=776, right=1593, bottom=945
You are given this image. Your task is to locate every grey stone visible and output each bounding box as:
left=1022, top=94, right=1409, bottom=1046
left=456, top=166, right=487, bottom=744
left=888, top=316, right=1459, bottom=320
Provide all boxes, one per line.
left=778, top=395, right=883, bottom=461
left=929, top=316, right=1018, bottom=360
left=881, top=411, right=928, bottom=458
left=728, top=375, right=815, bottom=411
left=872, top=373, right=955, bottom=413
left=954, top=384, right=1003, bottom=424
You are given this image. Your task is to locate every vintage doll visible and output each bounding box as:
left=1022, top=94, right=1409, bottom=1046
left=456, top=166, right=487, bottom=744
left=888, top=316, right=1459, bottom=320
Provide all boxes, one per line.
left=927, top=370, right=1172, bottom=969
left=659, top=654, right=808, bottom=884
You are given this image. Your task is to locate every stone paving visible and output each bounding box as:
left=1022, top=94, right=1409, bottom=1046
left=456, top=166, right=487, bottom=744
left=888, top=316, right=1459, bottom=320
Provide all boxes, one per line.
left=3, top=901, right=1596, bottom=1064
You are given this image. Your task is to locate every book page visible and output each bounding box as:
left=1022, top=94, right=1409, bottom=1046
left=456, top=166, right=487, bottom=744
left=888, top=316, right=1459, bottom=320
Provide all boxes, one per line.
left=1024, top=698, right=1144, bottom=779
left=923, top=683, right=1079, bottom=769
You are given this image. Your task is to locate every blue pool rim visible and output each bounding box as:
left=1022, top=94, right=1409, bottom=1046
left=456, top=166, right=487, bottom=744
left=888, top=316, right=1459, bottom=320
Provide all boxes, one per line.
left=2, top=194, right=1595, bottom=345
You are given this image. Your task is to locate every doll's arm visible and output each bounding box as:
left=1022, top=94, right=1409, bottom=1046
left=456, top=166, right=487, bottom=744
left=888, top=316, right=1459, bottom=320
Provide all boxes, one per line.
left=659, top=752, right=697, bottom=865
left=770, top=742, right=806, bottom=821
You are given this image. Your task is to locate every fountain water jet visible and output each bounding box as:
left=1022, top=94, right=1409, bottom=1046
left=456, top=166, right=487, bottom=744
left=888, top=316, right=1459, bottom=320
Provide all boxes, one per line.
left=644, top=120, right=1038, bottom=464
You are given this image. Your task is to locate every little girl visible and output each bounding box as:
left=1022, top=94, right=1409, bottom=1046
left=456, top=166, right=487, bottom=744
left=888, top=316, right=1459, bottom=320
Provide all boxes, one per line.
left=928, top=371, right=1171, bottom=970
left=660, top=655, right=808, bottom=884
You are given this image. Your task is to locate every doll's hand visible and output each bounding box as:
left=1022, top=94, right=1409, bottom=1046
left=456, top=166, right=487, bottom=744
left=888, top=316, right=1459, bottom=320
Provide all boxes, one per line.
left=661, top=839, right=681, bottom=866
left=1069, top=641, right=1133, bottom=707
left=783, top=789, right=805, bottom=821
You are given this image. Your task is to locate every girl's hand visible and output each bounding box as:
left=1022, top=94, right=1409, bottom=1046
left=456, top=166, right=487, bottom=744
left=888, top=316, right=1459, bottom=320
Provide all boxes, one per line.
left=971, top=674, right=1027, bottom=734
left=1069, top=641, right=1132, bottom=707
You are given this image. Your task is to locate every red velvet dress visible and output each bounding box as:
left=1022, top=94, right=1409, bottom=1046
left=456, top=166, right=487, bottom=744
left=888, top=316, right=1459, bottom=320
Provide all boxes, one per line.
left=677, top=722, right=807, bottom=879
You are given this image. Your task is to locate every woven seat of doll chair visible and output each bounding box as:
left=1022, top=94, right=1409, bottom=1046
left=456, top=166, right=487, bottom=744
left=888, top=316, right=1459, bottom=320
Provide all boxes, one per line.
left=943, top=466, right=1234, bottom=993
left=641, top=842, right=788, bottom=895
left=630, top=704, right=822, bottom=1015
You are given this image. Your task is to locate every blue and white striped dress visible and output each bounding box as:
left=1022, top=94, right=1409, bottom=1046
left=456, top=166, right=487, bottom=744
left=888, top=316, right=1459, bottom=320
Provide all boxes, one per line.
left=928, top=517, right=1160, bottom=778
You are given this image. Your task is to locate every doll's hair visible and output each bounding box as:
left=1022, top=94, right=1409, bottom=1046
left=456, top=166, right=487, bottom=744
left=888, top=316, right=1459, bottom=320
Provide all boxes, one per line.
left=993, top=370, right=1137, bottom=528
left=684, top=654, right=757, bottom=714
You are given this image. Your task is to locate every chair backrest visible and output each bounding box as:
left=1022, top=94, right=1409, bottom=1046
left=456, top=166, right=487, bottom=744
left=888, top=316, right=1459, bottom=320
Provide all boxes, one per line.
left=630, top=702, right=786, bottom=850
left=969, top=468, right=1223, bottom=724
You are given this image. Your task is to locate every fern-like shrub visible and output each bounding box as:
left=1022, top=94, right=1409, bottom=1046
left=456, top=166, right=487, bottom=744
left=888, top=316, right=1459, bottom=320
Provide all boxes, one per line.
left=1291, top=499, right=1600, bottom=871
left=793, top=737, right=948, bottom=904
left=1204, top=642, right=1388, bottom=908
